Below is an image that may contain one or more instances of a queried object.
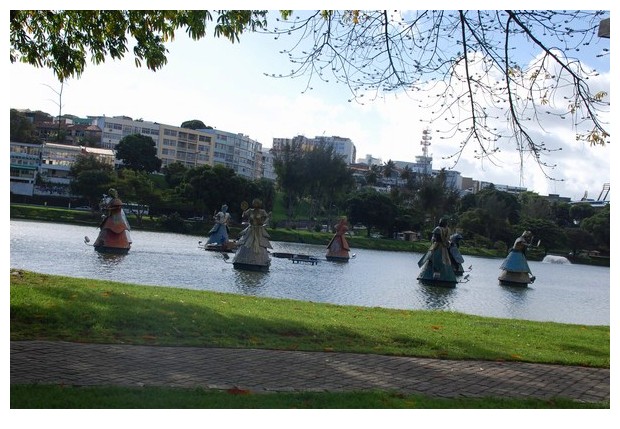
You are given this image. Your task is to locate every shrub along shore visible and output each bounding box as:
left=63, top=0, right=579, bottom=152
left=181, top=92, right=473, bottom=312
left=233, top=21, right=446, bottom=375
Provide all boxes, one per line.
left=9, top=203, right=523, bottom=259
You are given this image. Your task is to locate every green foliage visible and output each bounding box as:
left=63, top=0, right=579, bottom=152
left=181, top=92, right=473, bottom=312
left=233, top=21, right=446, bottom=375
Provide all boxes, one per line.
left=115, top=134, right=162, bottom=172
left=162, top=162, right=188, bottom=188
left=569, top=202, right=596, bottom=224
left=272, top=142, right=354, bottom=224
left=580, top=205, right=610, bottom=250
left=10, top=385, right=608, bottom=409
left=68, top=154, right=115, bottom=208
left=565, top=227, right=596, bottom=255
left=10, top=109, right=41, bottom=143
left=158, top=212, right=189, bottom=233
left=114, top=170, right=160, bottom=225
left=516, top=218, right=567, bottom=252
left=10, top=10, right=269, bottom=81
left=347, top=188, right=397, bottom=236
left=180, top=119, right=207, bottom=129
left=414, top=170, right=460, bottom=227
left=518, top=191, right=551, bottom=219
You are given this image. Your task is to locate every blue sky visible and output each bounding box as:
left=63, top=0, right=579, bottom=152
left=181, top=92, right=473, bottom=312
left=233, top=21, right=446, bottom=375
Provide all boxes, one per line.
left=8, top=6, right=613, bottom=201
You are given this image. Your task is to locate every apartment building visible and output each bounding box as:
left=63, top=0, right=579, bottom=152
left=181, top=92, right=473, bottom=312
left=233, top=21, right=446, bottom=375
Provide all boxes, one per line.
left=10, top=142, right=42, bottom=196
left=157, top=124, right=214, bottom=170
left=9, top=141, right=115, bottom=197
left=36, top=143, right=115, bottom=196
left=88, top=115, right=264, bottom=180
left=92, top=116, right=160, bottom=150
left=273, top=135, right=357, bottom=165
left=198, top=128, right=264, bottom=180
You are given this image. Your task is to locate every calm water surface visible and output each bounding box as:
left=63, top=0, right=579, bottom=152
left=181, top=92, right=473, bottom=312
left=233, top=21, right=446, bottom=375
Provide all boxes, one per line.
left=10, top=220, right=610, bottom=326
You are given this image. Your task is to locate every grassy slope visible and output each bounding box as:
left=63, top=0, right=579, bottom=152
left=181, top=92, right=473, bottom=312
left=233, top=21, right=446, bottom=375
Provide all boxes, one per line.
left=10, top=270, right=609, bottom=368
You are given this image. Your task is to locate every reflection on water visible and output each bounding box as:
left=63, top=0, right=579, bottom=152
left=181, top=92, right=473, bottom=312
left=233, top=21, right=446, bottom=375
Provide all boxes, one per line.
left=498, top=283, right=530, bottom=319
left=233, top=269, right=269, bottom=293
left=95, top=253, right=127, bottom=271
left=10, top=220, right=610, bottom=325
left=418, top=283, right=455, bottom=310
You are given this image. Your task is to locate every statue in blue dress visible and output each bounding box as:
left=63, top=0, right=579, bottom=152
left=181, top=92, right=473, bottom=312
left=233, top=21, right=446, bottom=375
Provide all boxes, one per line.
left=205, top=204, right=232, bottom=250
left=498, top=230, right=537, bottom=286
left=448, top=233, right=465, bottom=276
left=417, top=218, right=457, bottom=287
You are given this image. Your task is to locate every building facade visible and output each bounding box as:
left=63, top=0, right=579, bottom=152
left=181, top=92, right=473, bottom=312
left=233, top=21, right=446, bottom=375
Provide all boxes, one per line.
left=202, top=129, right=264, bottom=180
left=273, top=135, right=357, bottom=165
left=157, top=124, right=214, bottom=170
left=89, top=115, right=265, bottom=180
left=10, top=142, right=42, bottom=196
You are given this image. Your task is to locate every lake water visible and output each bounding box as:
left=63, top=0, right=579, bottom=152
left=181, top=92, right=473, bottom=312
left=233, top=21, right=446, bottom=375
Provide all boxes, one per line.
left=10, top=220, right=610, bottom=326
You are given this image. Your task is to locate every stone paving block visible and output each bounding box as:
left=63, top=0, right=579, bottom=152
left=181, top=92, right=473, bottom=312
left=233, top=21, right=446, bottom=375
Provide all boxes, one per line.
left=10, top=340, right=609, bottom=403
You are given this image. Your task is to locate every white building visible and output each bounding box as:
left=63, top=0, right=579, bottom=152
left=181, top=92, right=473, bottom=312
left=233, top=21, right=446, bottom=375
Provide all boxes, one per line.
left=92, top=116, right=160, bottom=150
left=89, top=115, right=265, bottom=180
left=201, top=129, right=264, bottom=180
left=36, top=143, right=114, bottom=196
left=10, top=142, right=42, bottom=196
left=273, top=135, right=357, bottom=165
left=157, top=124, right=214, bottom=170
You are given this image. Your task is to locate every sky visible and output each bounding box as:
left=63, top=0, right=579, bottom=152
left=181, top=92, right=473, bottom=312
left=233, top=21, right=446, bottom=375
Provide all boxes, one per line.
left=8, top=5, right=614, bottom=202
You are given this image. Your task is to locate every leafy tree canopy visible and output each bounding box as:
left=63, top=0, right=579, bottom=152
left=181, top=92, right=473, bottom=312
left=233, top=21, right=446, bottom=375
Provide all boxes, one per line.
left=10, top=10, right=268, bottom=81
left=10, top=109, right=41, bottom=144
left=181, top=120, right=207, bottom=130
left=115, top=134, right=162, bottom=173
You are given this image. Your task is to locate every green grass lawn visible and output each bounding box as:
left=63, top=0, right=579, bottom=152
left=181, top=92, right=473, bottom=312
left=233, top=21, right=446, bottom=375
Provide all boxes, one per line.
left=10, top=270, right=609, bottom=366
left=10, top=385, right=608, bottom=409
left=10, top=270, right=609, bottom=409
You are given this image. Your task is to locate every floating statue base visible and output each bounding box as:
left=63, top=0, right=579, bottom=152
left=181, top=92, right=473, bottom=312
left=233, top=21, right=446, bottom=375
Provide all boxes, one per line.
left=498, top=270, right=536, bottom=287
left=326, top=255, right=349, bottom=262
left=233, top=261, right=270, bottom=272
left=417, top=276, right=458, bottom=288
left=94, top=245, right=130, bottom=255
left=417, top=257, right=458, bottom=288
left=204, top=240, right=237, bottom=253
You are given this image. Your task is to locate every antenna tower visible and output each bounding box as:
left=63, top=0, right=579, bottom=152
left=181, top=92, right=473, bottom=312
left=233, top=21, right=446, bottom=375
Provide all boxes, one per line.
left=420, top=128, right=431, bottom=158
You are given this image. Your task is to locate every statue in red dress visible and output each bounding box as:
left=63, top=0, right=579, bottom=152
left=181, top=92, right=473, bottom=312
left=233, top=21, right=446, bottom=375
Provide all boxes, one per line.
left=326, top=217, right=351, bottom=262
left=92, top=189, right=132, bottom=254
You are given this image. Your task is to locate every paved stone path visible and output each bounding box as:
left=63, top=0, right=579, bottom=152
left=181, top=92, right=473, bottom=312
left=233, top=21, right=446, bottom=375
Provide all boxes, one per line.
left=10, top=340, right=609, bottom=403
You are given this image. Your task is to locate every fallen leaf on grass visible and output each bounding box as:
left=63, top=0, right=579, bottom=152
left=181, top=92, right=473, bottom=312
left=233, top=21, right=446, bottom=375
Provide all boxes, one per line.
left=227, top=387, right=251, bottom=395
